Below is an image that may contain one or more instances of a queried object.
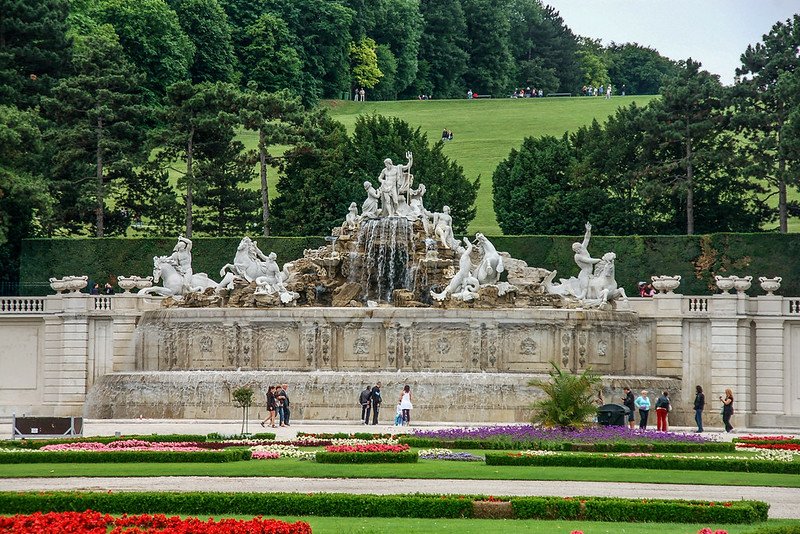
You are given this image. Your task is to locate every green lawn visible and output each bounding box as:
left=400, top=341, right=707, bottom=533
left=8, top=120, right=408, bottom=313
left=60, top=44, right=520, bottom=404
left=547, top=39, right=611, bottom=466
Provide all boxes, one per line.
left=2, top=459, right=798, bottom=487
left=191, top=516, right=800, bottom=534
left=323, top=96, right=657, bottom=234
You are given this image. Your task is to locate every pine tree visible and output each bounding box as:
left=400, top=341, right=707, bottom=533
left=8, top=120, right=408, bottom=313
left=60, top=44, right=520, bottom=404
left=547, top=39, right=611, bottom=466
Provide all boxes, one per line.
left=170, top=0, right=237, bottom=83
left=43, top=25, right=151, bottom=237
left=415, top=0, right=468, bottom=98
left=462, top=0, right=513, bottom=96
left=0, top=0, right=71, bottom=108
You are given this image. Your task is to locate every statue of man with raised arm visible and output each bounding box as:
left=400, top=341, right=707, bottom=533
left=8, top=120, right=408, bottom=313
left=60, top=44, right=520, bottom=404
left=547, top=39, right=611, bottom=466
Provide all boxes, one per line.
left=377, top=151, right=413, bottom=216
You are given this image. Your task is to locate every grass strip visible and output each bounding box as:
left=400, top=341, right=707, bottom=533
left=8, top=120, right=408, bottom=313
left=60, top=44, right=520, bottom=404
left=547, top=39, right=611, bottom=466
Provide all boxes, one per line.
left=0, top=449, right=250, bottom=464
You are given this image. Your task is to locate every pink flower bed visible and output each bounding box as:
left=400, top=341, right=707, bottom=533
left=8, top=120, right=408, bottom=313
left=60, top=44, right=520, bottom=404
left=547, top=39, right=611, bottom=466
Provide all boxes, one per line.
left=40, top=440, right=208, bottom=452
left=251, top=451, right=281, bottom=460
left=324, top=444, right=409, bottom=453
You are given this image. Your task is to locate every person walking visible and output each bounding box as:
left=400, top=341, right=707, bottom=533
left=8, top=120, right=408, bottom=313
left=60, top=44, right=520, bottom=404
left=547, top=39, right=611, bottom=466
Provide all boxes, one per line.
left=359, top=385, right=372, bottom=424
left=720, top=388, right=734, bottom=432
left=368, top=381, right=382, bottom=425
left=280, top=383, right=291, bottom=426
left=260, top=385, right=277, bottom=428
left=274, top=383, right=285, bottom=427
left=399, top=384, right=413, bottom=426
left=635, top=390, right=651, bottom=429
left=622, top=387, right=636, bottom=429
left=694, top=385, right=705, bottom=432
left=655, top=390, right=671, bottom=431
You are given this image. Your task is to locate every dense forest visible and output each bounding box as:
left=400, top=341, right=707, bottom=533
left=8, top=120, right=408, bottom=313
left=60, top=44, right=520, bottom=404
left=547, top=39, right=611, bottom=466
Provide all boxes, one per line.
left=1, top=0, right=799, bottom=293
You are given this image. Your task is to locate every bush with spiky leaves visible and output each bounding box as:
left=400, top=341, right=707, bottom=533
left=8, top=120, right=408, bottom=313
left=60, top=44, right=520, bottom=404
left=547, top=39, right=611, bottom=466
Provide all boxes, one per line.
left=529, top=363, right=600, bottom=428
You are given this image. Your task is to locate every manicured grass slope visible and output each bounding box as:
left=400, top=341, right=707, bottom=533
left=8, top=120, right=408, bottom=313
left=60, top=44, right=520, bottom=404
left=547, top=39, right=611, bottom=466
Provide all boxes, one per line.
left=324, top=96, right=657, bottom=234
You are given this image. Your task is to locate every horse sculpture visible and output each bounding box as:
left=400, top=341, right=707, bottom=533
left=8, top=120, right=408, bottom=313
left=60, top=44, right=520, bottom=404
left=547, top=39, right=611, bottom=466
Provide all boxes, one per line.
left=543, top=251, right=627, bottom=308
left=139, top=255, right=218, bottom=297
left=473, top=232, right=504, bottom=286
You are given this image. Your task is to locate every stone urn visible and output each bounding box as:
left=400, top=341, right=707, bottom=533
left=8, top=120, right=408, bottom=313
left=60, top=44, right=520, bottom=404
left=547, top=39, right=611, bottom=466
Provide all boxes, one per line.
left=714, top=275, right=736, bottom=294
left=135, top=276, right=154, bottom=291
left=758, top=276, right=782, bottom=295
left=65, top=275, right=88, bottom=293
left=49, top=277, right=68, bottom=294
left=117, top=276, right=138, bottom=293
left=651, top=275, right=681, bottom=294
left=733, top=275, right=753, bottom=294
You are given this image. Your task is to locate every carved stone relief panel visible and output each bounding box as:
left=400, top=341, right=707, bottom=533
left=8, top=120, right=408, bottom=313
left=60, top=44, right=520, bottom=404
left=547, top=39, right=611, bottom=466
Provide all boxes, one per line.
left=414, top=325, right=470, bottom=371
left=339, top=324, right=383, bottom=370
left=500, top=323, right=555, bottom=372
left=253, top=323, right=303, bottom=368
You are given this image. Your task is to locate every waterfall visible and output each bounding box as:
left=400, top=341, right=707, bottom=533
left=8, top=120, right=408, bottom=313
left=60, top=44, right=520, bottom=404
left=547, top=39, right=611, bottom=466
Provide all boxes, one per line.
left=350, top=217, right=415, bottom=302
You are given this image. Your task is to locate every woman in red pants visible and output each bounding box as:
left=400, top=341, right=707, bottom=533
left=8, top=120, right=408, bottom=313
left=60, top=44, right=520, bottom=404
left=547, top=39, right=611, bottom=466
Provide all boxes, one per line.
left=655, top=390, right=671, bottom=431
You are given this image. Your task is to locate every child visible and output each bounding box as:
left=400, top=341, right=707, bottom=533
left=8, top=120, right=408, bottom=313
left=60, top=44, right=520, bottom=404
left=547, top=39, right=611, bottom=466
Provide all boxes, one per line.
left=394, top=403, right=403, bottom=426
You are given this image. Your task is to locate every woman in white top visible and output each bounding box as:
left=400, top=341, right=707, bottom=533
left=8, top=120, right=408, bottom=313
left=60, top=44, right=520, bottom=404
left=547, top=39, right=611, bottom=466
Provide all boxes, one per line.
left=399, top=385, right=414, bottom=426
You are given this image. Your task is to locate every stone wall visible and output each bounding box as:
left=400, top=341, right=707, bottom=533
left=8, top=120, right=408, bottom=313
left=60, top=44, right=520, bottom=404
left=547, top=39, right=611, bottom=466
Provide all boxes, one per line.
left=1, top=292, right=799, bottom=428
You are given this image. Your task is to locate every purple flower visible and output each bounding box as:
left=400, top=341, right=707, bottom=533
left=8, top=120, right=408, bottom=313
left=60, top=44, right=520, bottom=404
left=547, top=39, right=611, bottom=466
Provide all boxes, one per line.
left=412, top=425, right=710, bottom=444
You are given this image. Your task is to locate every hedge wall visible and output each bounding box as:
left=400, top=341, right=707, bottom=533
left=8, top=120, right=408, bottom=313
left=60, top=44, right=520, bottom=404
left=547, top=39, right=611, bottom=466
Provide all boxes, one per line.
left=19, top=233, right=800, bottom=296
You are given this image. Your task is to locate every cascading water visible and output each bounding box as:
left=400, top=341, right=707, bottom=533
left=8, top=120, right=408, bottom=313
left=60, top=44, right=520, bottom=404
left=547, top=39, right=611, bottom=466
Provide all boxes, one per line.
left=350, top=217, right=415, bottom=302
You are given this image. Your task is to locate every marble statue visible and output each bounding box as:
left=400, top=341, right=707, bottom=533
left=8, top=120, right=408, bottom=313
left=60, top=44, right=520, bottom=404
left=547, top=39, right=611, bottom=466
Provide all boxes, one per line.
left=169, top=236, right=194, bottom=288
left=543, top=223, right=627, bottom=308
left=361, top=181, right=380, bottom=218
left=377, top=152, right=413, bottom=217
left=431, top=237, right=480, bottom=301
left=432, top=205, right=457, bottom=249
left=140, top=254, right=217, bottom=297
left=342, top=202, right=359, bottom=232
left=408, top=183, right=427, bottom=217
left=254, top=252, right=299, bottom=304
left=473, top=233, right=504, bottom=286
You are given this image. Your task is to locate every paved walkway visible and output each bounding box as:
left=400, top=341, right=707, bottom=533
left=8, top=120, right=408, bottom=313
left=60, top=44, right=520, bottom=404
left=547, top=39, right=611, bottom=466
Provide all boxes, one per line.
left=3, top=477, right=799, bottom=519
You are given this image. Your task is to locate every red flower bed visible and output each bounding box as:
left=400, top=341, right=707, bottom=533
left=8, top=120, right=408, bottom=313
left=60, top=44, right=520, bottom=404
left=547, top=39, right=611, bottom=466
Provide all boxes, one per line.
left=738, top=435, right=794, bottom=441
left=0, top=510, right=311, bottom=533
left=324, top=444, right=409, bottom=453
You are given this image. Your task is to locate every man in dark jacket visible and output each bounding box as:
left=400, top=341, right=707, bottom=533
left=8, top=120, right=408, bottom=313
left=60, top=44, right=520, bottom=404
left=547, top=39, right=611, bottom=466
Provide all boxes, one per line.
left=622, top=387, right=635, bottom=429
left=368, top=381, right=382, bottom=425
left=359, top=385, right=372, bottom=424
left=278, top=384, right=290, bottom=426
left=693, top=385, right=705, bottom=432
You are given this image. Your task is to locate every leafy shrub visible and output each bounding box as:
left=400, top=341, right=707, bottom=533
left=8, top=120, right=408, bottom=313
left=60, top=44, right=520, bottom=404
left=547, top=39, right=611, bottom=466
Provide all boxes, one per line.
left=529, top=364, right=601, bottom=428
left=315, top=451, right=418, bottom=464
left=0, top=449, right=250, bottom=464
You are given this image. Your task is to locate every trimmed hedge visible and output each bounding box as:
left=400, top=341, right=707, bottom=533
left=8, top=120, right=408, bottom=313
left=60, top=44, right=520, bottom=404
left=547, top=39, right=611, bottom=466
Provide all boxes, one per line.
left=0, top=492, right=471, bottom=519
left=485, top=452, right=800, bottom=474
left=512, top=496, right=768, bottom=524
left=19, top=233, right=800, bottom=296
left=206, top=433, right=276, bottom=441
left=0, top=492, right=768, bottom=523
left=734, top=438, right=800, bottom=446
left=398, top=436, right=734, bottom=453
left=743, top=526, right=800, bottom=534
left=315, top=451, right=418, bottom=464
left=5, top=434, right=208, bottom=449
left=0, top=450, right=250, bottom=464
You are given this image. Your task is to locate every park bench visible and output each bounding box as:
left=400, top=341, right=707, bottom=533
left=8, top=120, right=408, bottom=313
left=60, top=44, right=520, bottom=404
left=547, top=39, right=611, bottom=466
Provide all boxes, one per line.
left=12, top=414, right=83, bottom=439
left=547, top=92, right=572, bottom=97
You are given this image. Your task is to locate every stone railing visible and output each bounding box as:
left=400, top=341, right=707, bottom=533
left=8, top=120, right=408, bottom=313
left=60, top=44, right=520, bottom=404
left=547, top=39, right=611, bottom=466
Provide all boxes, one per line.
left=93, top=297, right=113, bottom=311
left=0, top=297, right=46, bottom=313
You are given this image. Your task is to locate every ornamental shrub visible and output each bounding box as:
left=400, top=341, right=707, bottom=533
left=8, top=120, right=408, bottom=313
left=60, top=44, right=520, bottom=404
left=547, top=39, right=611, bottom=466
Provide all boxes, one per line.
left=484, top=452, right=800, bottom=474
left=315, top=451, right=418, bottom=464
left=529, top=364, right=601, bottom=428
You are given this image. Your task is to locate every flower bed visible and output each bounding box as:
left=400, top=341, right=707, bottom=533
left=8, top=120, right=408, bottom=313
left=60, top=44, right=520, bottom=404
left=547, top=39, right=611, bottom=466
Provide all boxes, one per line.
left=0, top=492, right=768, bottom=523
left=737, top=442, right=800, bottom=451
left=484, top=451, right=800, bottom=473
left=0, top=449, right=250, bottom=464
left=0, top=510, right=310, bottom=533
left=297, top=432, right=395, bottom=440
left=40, top=440, right=209, bottom=452
left=324, top=444, right=408, bottom=453
left=250, top=445, right=316, bottom=461
left=4, top=435, right=208, bottom=449
left=418, top=448, right=484, bottom=462
left=402, top=425, right=732, bottom=452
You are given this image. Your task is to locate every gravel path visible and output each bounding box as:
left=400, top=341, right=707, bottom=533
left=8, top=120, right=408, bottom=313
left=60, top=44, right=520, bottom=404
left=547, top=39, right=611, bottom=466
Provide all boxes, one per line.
left=3, top=477, right=799, bottom=519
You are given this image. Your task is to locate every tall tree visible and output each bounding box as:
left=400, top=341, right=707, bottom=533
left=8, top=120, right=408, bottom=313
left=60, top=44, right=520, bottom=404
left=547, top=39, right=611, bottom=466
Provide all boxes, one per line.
left=239, top=86, right=304, bottom=236
left=240, top=13, right=302, bottom=94
left=347, top=114, right=479, bottom=232
left=415, top=0, right=469, bottom=98
left=82, top=0, right=194, bottom=98
left=43, top=25, right=151, bottom=237
left=349, top=37, right=383, bottom=90
left=261, top=0, right=354, bottom=101
left=508, top=0, right=558, bottom=92
left=605, top=42, right=676, bottom=95
left=0, top=0, right=71, bottom=108
left=370, top=0, right=423, bottom=97
left=523, top=3, right=581, bottom=93
left=0, top=105, right=53, bottom=286
left=733, top=14, right=800, bottom=233
left=157, top=81, right=240, bottom=237
left=169, top=0, right=237, bottom=83
left=462, top=0, right=513, bottom=96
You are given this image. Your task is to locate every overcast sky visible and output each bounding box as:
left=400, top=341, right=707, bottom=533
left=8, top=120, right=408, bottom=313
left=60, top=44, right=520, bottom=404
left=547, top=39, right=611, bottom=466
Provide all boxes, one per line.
left=544, top=0, right=799, bottom=85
